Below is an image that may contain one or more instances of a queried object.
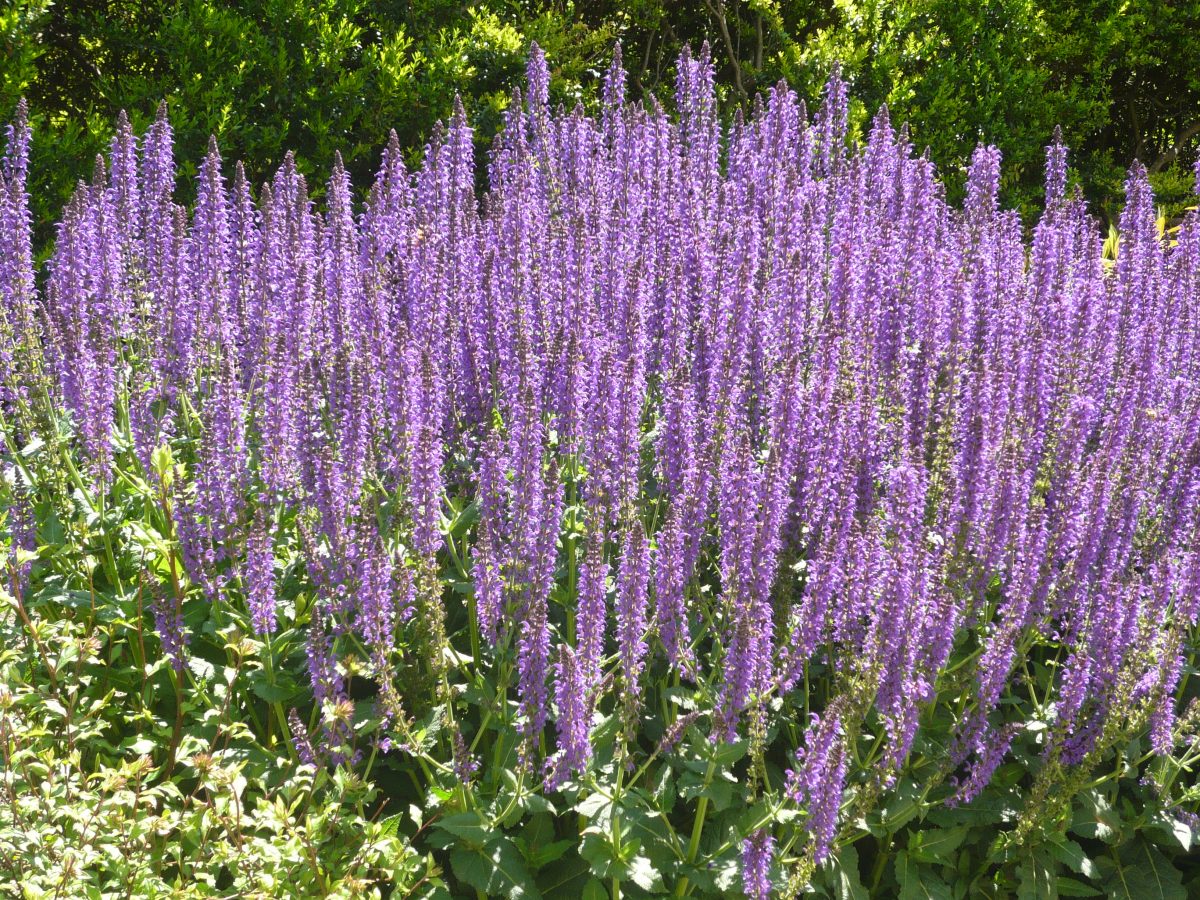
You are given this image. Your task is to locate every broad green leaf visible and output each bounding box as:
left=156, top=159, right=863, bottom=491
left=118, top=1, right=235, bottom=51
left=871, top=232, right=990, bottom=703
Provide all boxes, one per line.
left=1016, top=850, right=1057, bottom=900
left=520, top=792, right=557, bottom=816
left=517, top=816, right=573, bottom=871
left=627, top=854, right=664, bottom=893
left=525, top=840, right=573, bottom=871
left=678, top=772, right=734, bottom=810
left=710, top=854, right=742, bottom=892
left=907, top=827, right=969, bottom=865
left=881, top=779, right=926, bottom=832
left=1071, top=791, right=1121, bottom=844
left=433, top=811, right=491, bottom=847
left=520, top=813, right=556, bottom=850
left=537, top=854, right=592, bottom=899
left=708, top=739, right=749, bottom=767
left=579, top=831, right=621, bottom=880
left=450, top=838, right=540, bottom=898
left=662, top=686, right=699, bottom=711
left=1108, top=839, right=1187, bottom=900
left=1048, top=838, right=1097, bottom=879
left=895, top=851, right=954, bottom=900
left=1147, top=811, right=1194, bottom=852
left=489, top=839, right=541, bottom=899
left=830, top=843, right=868, bottom=900
left=378, top=812, right=404, bottom=838
left=1168, top=818, right=1194, bottom=853
left=1056, top=877, right=1103, bottom=897
left=443, top=499, right=479, bottom=537
left=124, top=738, right=156, bottom=756
left=248, top=670, right=301, bottom=704
left=575, top=792, right=612, bottom=822
left=927, top=792, right=1018, bottom=827
left=450, top=847, right=496, bottom=894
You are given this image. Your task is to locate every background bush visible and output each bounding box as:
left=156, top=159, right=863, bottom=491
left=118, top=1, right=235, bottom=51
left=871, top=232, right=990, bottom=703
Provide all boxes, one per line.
left=3, top=0, right=1199, bottom=243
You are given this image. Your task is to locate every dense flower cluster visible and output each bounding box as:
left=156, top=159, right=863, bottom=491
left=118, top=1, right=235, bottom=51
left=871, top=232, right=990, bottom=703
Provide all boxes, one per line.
left=741, top=829, right=775, bottom=900
left=3, top=43, right=1199, bottom=888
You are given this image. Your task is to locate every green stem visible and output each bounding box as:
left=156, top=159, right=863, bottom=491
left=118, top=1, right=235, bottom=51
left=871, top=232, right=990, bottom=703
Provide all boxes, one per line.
left=467, top=587, right=481, bottom=666
left=264, top=631, right=299, bottom=763
left=164, top=665, right=185, bottom=777
left=675, top=757, right=717, bottom=896
left=612, top=759, right=624, bottom=900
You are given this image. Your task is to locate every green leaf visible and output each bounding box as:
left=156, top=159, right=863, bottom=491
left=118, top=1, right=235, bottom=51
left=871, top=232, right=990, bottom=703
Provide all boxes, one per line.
left=1108, top=839, right=1187, bottom=900
left=526, top=840, right=574, bottom=871
left=1168, top=818, right=1194, bottom=853
left=678, top=772, right=734, bottom=811
left=717, top=853, right=748, bottom=892
left=1048, top=838, right=1097, bottom=879
left=881, top=779, right=926, bottom=832
left=1055, top=877, right=1103, bottom=897
left=537, top=855, right=592, bottom=899
left=521, top=813, right=556, bottom=850
left=537, top=854, right=592, bottom=900
left=450, top=847, right=496, bottom=894
left=708, top=739, right=749, bottom=767
left=378, top=812, right=404, bottom=838
left=927, top=792, right=1018, bottom=827
left=1071, top=790, right=1121, bottom=844
left=248, top=670, right=302, bottom=704
left=433, top=811, right=491, bottom=848
left=907, top=827, right=969, bottom=865
left=443, top=499, right=479, bottom=537
left=125, top=738, right=157, bottom=756
left=151, top=443, right=175, bottom=481
left=579, top=831, right=621, bottom=880
left=895, top=851, right=953, bottom=900
left=662, top=686, right=699, bottom=711
left=1147, top=811, right=1195, bottom=852
left=450, top=838, right=540, bottom=898
left=627, top=855, right=664, bottom=893
left=521, top=792, right=558, bottom=816
left=830, top=844, right=868, bottom=900
left=490, top=839, right=542, bottom=899
left=1016, top=850, right=1056, bottom=900
left=579, top=879, right=608, bottom=900
left=517, top=815, right=573, bottom=871
left=575, top=792, right=612, bottom=822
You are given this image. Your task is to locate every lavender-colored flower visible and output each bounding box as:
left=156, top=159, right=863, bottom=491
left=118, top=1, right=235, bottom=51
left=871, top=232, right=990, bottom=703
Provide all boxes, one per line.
left=453, top=729, right=479, bottom=783
left=949, top=723, right=1021, bottom=806
left=576, top=525, right=609, bottom=685
left=1, top=467, right=35, bottom=590
left=547, top=643, right=591, bottom=788
left=289, top=709, right=318, bottom=766
left=741, top=829, right=775, bottom=900
left=152, top=591, right=187, bottom=675
left=0, top=99, right=37, bottom=412
left=786, top=707, right=848, bottom=864
left=615, top=518, right=650, bottom=721
left=246, top=512, right=277, bottom=635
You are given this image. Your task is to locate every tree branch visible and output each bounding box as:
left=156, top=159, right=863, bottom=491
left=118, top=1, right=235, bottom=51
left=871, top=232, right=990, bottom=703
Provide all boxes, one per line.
left=703, top=0, right=748, bottom=102
left=1150, top=119, right=1200, bottom=174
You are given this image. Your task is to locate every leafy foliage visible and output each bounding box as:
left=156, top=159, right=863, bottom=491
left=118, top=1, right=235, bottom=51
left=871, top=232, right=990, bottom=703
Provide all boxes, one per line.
left=3, top=0, right=1200, bottom=243
left=0, top=540, right=433, bottom=897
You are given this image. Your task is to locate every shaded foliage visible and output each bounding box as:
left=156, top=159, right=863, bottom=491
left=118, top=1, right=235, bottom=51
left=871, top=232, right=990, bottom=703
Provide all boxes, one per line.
left=3, top=0, right=1199, bottom=244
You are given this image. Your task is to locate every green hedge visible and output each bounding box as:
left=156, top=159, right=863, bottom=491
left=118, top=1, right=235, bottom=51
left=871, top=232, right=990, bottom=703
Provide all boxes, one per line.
left=4, top=0, right=1199, bottom=239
